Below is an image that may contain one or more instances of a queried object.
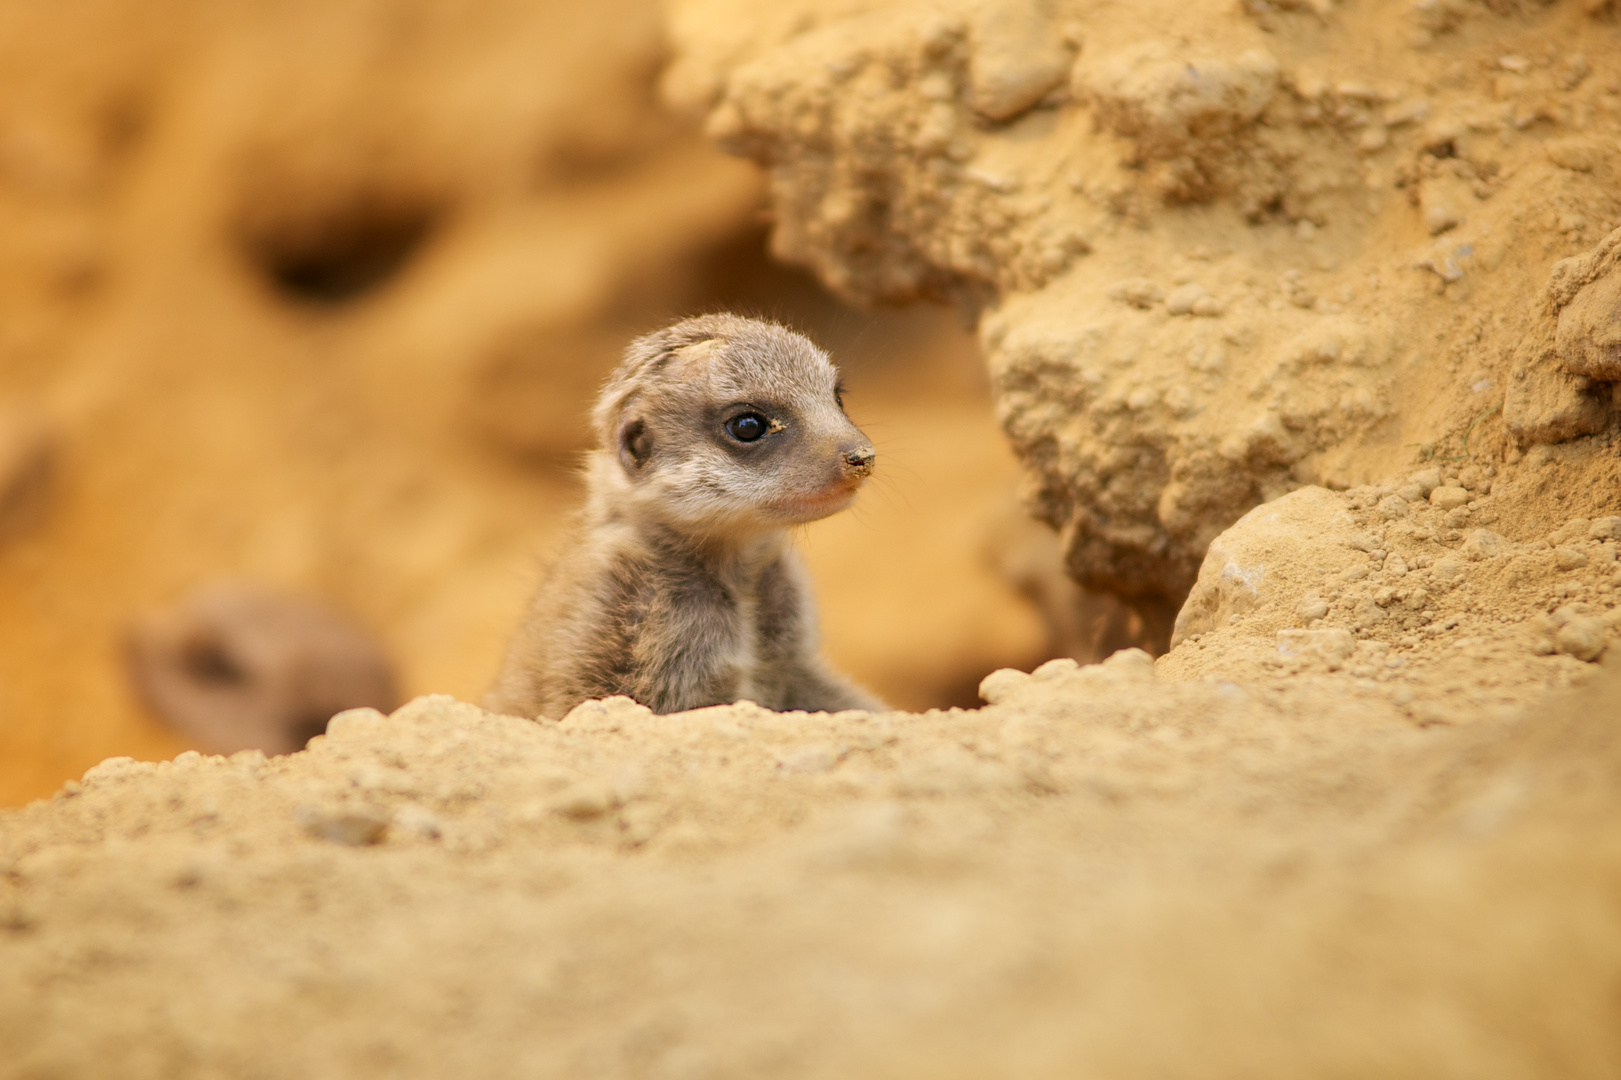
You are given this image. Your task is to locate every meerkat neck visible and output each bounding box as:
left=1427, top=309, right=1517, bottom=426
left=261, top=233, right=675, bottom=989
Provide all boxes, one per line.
left=583, top=452, right=787, bottom=567
left=644, top=517, right=788, bottom=572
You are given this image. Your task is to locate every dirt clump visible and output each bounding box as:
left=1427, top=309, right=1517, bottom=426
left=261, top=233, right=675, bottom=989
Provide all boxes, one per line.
left=667, top=0, right=1621, bottom=613
left=4, top=673, right=1620, bottom=1077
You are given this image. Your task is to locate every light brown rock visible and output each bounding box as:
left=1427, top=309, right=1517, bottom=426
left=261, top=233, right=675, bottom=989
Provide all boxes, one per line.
left=1170, top=486, right=1363, bottom=646
left=1555, top=616, right=1607, bottom=661
left=1557, top=271, right=1621, bottom=381
left=966, top=0, right=1074, bottom=120
left=1429, top=486, right=1471, bottom=511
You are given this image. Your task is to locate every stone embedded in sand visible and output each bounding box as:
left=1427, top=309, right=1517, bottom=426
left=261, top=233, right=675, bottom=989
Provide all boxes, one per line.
left=1418, top=174, right=1471, bottom=235
left=1525, top=614, right=1558, bottom=655
left=325, top=706, right=388, bottom=740
left=1429, top=486, right=1471, bottom=511
left=1165, top=283, right=1218, bottom=316
left=392, top=803, right=443, bottom=840
left=296, top=804, right=390, bottom=846
left=1555, top=546, right=1589, bottom=571
left=1079, top=44, right=1279, bottom=202
left=977, top=667, right=1029, bottom=705
left=965, top=0, right=1074, bottom=120
left=1109, top=278, right=1164, bottom=309
left=1409, top=468, right=1443, bottom=495
left=1276, top=627, right=1355, bottom=669
left=1555, top=616, right=1607, bottom=661
left=1544, top=136, right=1604, bottom=173
left=1171, top=486, right=1364, bottom=646
left=1590, top=517, right=1621, bottom=541
left=1504, top=361, right=1612, bottom=447
left=1351, top=596, right=1387, bottom=630
left=1549, top=519, right=1592, bottom=546
left=1557, top=271, right=1621, bottom=381
left=1508, top=225, right=1621, bottom=447
left=1460, top=530, right=1507, bottom=560
left=548, top=779, right=618, bottom=819
left=979, top=647, right=1155, bottom=705
left=126, top=582, right=400, bottom=756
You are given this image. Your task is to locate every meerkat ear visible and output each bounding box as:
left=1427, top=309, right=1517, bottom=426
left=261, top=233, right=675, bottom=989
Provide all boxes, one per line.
left=618, top=418, right=652, bottom=473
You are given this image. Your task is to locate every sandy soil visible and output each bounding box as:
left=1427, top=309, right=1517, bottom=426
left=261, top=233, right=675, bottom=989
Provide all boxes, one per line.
left=4, top=672, right=1619, bottom=1077
left=5, top=0, right=1621, bottom=1074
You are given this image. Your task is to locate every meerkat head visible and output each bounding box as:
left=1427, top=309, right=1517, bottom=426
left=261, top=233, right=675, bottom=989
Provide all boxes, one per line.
left=591, top=314, right=876, bottom=537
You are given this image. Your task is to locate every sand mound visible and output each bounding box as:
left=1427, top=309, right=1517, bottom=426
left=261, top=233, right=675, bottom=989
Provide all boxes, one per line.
left=4, top=678, right=1620, bottom=1077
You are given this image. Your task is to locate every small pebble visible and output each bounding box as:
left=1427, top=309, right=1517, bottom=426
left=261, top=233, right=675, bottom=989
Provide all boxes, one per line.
left=1408, top=468, right=1442, bottom=494
left=1555, top=617, right=1607, bottom=662
left=549, top=780, right=618, bottom=820
left=297, top=805, right=390, bottom=847
left=1297, top=596, right=1330, bottom=621
left=1556, top=546, right=1589, bottom=571
left=1429, top=486, right=1470, bottom=511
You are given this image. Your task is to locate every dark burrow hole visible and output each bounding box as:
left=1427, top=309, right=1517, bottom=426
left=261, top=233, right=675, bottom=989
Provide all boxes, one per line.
left=237, top=187, right=442, bottom=305
left=180, top=634, right=248, bottom=687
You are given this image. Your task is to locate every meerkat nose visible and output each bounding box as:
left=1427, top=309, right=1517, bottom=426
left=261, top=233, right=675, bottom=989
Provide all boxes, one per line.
left=843, top=446, right=876, bottom=476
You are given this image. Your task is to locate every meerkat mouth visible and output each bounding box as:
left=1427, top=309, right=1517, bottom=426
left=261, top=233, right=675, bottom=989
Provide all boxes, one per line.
left=774, top=484, right=859, bottom=521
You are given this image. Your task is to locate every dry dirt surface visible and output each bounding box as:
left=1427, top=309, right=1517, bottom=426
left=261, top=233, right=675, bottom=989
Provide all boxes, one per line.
left=3, top=674, right=1620, bottom=1078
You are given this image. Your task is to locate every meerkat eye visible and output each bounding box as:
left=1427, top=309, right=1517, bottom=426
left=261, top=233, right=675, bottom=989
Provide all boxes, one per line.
left=834, top=381, right=846, bottom=410
left=725, top=412, right=768, bottom=443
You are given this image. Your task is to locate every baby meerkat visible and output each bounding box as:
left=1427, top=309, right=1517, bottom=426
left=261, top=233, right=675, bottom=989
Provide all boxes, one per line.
left=486, top=313, right=883, bottom=719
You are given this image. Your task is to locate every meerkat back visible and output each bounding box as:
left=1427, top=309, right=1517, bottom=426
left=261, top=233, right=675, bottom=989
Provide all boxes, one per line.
left=485, top=314, right=883, bottom=719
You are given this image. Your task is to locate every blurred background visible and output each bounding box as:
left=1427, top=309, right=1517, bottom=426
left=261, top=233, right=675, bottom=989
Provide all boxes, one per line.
left=0, top=0, right=1126, bottom=804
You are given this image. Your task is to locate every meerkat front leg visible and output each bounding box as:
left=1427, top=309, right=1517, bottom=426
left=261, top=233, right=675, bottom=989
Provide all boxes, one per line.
left=754, top=552, right=885, bottom=713
left=627, top=566, right=751, bottom=714
left=775, top=659, right=886, bottom=713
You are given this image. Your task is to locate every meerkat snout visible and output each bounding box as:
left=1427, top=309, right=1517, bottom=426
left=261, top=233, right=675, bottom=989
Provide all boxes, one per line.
left=485, top=314, right=886, bottom=720
left=843, top=445, right=876, bottom=474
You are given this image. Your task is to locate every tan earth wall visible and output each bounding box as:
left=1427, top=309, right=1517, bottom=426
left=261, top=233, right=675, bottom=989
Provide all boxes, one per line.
left=666, top=0, right=1621, bottom=602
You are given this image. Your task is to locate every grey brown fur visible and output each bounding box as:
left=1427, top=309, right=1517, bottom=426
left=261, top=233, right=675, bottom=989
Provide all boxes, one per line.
left=486, top=314, right=883, bottom=718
